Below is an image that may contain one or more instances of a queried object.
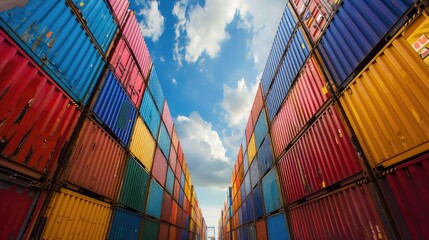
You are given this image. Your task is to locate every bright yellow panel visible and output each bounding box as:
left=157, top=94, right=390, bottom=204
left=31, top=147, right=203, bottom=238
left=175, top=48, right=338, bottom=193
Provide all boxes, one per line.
left=247, top=133, right=256, bottom=165
left=130, top=117, right=156, bottom=170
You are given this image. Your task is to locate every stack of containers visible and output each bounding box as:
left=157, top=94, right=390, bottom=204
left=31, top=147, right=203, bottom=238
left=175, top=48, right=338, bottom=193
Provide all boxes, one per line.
left=0, top=0, right=206, bottom=239
left=220, top=0, right=428, bottom=239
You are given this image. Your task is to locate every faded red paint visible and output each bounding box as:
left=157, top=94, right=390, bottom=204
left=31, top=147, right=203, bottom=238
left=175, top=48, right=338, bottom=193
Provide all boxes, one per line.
left=161, top=191, right=172, bottom=222
left=162, top=101, right=174, bottom=136
left=250, top=85, right=264, bottom=126
left=245, top=115, right=253, bottom=146
left=152, top=147, right=167, bottom=187
left=169, top=145, right=177, bottom=171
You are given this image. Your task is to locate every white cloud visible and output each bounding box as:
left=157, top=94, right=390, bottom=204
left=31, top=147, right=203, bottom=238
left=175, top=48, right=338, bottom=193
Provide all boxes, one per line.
left=160, top=56, right=165, bottom=62
left=175, top=112, right=232, bottom=188
left=172, top=78, right=177, bottom=85
left=137, top=1, right=165, bottom=42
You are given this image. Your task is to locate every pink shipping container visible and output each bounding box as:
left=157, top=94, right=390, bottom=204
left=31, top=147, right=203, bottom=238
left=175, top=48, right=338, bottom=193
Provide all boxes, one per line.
left=159, top=223, right=169, bottom=240
left=169, top=145, right=178, bottom=173
left=271, top=56, right=330, bottom=158
left=109, top=37, right=146, bottom=108
left=162, top=101, right=174, bottom=137
left=250, top=85, right=264, bottom=127
left=288, top=181, right=390, bottom=239
left=123, top=11, right=152, bottom=79
left=64, top=117, right=127, bottom=200
left=0, top=30, right=81, bottom=179
left=278, top=104, right=362, bottom=203
left=172, top=128, right=179, bottom=152
left=161, top=191, right=172, bottom=222
left=245, top=115, right=253, bottom=146
left=178, top=143, right=184, bottom=165
left=379, top=153, right=429, bottom=239
left=106, top=0, right=129, bottom=26
left=152, top=147, right=167, bottom=187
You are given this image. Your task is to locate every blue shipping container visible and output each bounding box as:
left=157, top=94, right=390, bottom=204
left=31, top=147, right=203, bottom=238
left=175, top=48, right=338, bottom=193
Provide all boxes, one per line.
left=108, top=208, right=142, bottom=240
left=267, top=213, right=290, bottom=240
left=261, top=5, right=297, bottom=96
left=253, top=184, right=264, bottom=219
left=245, top=172, right=251, bottom=198
left=140, top=90, right=161, bottom=138
left=318, top=0, right=412, bottom=87
left=165, top=167, right=174, bottom=194
left=71, top=0, right=117, bottom=53
left=246, top=195, right=254, bottom=223
left=0, top=0, right=105, bottom=105
left=180, top=171, right=185, bottom=188
left=258, top=136, right=274, bottom=175
left=148, top=68, right=165, bottom=113
left=158, top=122, right=171, bottom=158
left=93, top=71, right=137, bottom=146
left=266, top=28, right=310, bottom=122
left=179, top=187, right=184, bottom=207
left=254, top=110, right=268, bottom=149
left=262, top=167, right=283, bottom=214
left=146, top=179, right=163, bottom=219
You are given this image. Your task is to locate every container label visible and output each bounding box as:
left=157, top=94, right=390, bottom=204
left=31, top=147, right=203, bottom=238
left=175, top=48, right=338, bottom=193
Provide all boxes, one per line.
left=411, top=34, right=429, bottom=65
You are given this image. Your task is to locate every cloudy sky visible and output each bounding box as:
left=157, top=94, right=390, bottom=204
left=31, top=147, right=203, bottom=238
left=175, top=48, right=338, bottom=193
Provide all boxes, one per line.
left=131, top=0, right=286, bottom=230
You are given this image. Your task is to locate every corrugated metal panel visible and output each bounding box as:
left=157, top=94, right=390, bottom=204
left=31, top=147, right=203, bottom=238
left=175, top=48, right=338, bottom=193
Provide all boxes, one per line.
left=169, top=147, right=178, bottom=174
left=146, top=179, right=163, bottom=219
left=0, top=179, right=41, bottom=239
left=262, top=167, right=283, bottom=214
left=140, top=90, right=161, bottom=138
left=340, top=15, right=429, bottom=167
left=152, top=147, right=167, bottom=187
left=266, top=28, right=310, bottom=122
left=171, top=201, right=178, bottom=225
left=93, top=71, right=137, bottom=146
left=288, top=182, right=389, bottom=239
left=267, top=213, right=290, bottom=240
left=245, top=115, right=253, bottom=145
left=148, top=68, right=165, bottom=112
left=256, top=219, right=267, bottom=240
left=253, top=184, right=264, bottom=219
left=159, top=223, right=169, bottom=240
left=122, top=11, right=152, bottom=79
left=261, top=5, right=298, bottom=95
left=108, top=208, right=142, bottom=240
left=244, top=172, right=251, bottom=198
left=250, top=85, right=264, bottom=126
left=142, top=218, right=160, bottom=239
left=254, top=110, right=268, bottom=149
left=250, top=158, right=260, bottom=189
left=109, top=37, right=145, bottom=109
left=65, top=118, right=127, bottom=199
left=166, top=166, right=175, bottom=194
left=242, top=136, right=248, bottom=157
left=158, top=122, right=172, bottom=158
left=118, top=156, right=150, bottom=213
left=161, top=191, right=172, bottom=222
left=0, top=31, right=81, bottom=178
left=0, top=1, right=105, bottom=105
left=172, top=128, right=179, bottom=152
left=318, top=0, right=413, bottom=86
left=162, top=101, right=174, bottom=136
left=179, top=186, right=185, bottom=207
left=106, top=0, right=129, bottom=26
left=70, top=0, right=117, bottom=53
left=258, top=136, right=274, bottom=175
left=278, top=104, right=361, bottom=203
left=244, top=151, right=249, bottom=174
left=169, top=225, right=176, bottom=240
left=42, top=188, right=112, bottom=239
left=381, top=153, right=429, bottom=239
left=248, top=134, right=257, bottom=165
left=246, top=194, right=254, bottom=223
left=129, top=117, right=156, bottom=170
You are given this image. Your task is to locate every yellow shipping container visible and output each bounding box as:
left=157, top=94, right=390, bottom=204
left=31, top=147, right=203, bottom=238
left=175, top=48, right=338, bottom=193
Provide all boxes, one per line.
left=247, top=133, right=256, bottom=164
left=129, top=117, right=156, bottom=170
left=41, top=188, right=112, bottom=239
left=339, top=13, right=429, bottom=168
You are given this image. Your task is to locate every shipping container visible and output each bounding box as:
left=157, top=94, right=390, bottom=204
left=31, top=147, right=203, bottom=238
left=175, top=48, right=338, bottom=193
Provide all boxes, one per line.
left=339, top=13, right=429, bottom=168
left=249, top=158, right=260, bottom=189
left=118, top=156, right=150, bottom=213
left=318, top=0, right=413, bottom=87
left=254, top=110, right=268, bottom=150
left=158, top=122, right=172, bottom=158
left=146, top=179, right=163, bottom=219
left=378, top=153, right=429, bottom=239
left=248, top=134, right=257, bottom=165
left=161, top=191, right=172, bottom=222
left=253, top=184, right=264, bottom=219
left=267, top=213, right=290, bottom=240
left=93, top=70, right=137, bottom=146
left=0, top=0, right=106, bottom=105
left=41, top=188, right=112, bottom=239
left=152, top=147, right=168, bottom=187
left=245, top=115, right=253, bottom=145
left=140, top=90, right=161, bottom=138
left=166, top=166, right=175, bottom=195
left=148, top=67, right=165, bottom=112
left=106, top=0, right=129, bottom=26
left=256, top=219, right=267, bottom=240
left=172, top=128, right=179, bottom=152
left=171, top=201, right=178, bottom=225
left=250, top=85, right=264, bottom=126
left=122, top=11, right=152, bottom=79
left=277, top=104, right=362, bottom=203
left=109, top=37, right=146, bottom=108
left=65, top=117, right=127, bottom=200
left=129, top=117, right=156, bottom=171
left=257, top=136, right=275, bottom=176
left=262, top=167, right=283, bottom=214
left=261, top=5, right=298, bottom=95
left=69, top=0, right=118, bottom=53
left=108, top=208, right=142, bottom=240
left=141, top=218, right=159, bottom=239
left=0, top=31, right=81, bottom=178
left=169, top=225, right=176, bottom=240
left=0, top=178, right=44, bottom=239
left=163, top=101, right=174, bottom=136
left=266, top=28, right=310, bottom=122
left=159, top=223, right=169, bottom=240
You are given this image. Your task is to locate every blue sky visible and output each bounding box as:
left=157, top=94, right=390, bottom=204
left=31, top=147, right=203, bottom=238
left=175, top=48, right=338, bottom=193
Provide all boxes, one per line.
left=131, top=0, right=286, bottom=229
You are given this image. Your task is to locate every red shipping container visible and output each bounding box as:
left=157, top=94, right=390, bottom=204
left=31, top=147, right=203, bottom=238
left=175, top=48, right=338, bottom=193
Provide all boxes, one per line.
left=123, top=11, right=152, bottom=79
left=171, top=200, right=178, bottom=225
left=107, top=0, right=129, bottom=27
left=158, top=223, right=169, bottom=240
left=169, top=225, right=176, bottom=240
left=288, top=181, right=390, bottom=239
left=178, top=143, right=184, bottom=165
left=174, top=178, right=180, bottom=201
left=162, top=101, right=174, bottom=136
left=161, top=191, right=172, bottom=222
left=380, top=153, right=429, bottom=239
left=181, top=212, right=187, bottom=228
left=175, top=159, right=182, bottom=180
left=0, top=31, right=80, bottom=179
left=109, top=37, right=145, bottom=108
left=152, top=147, right=167, bottom=187
left=278, top=104, right=361, bottom=203
left=250, top=85, right=264, bottom=126
left=64, top=118, right=127, bottom=200
left=256, top=219, right=267, bottom=239
left=169, top=146, right=177, bottom=172
left=245, top=115, right=253, bottom=145
left=271, top=56, right=329, bottom=158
